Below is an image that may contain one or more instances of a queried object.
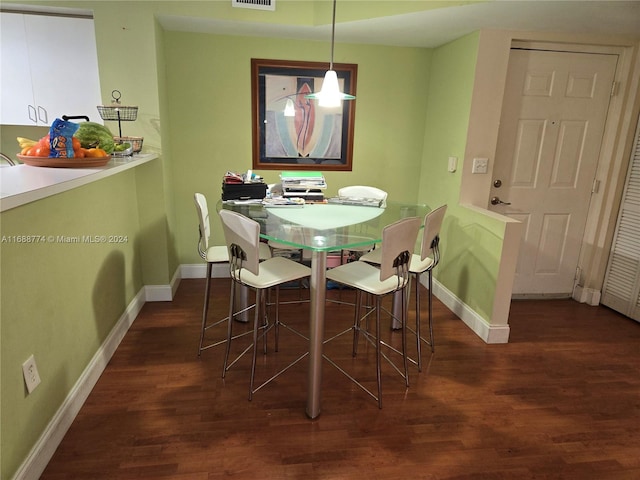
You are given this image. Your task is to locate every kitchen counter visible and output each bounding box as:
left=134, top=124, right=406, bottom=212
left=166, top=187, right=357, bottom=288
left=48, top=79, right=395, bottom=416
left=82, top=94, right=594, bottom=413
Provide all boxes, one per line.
left=0, top=153, right=158, bottom=212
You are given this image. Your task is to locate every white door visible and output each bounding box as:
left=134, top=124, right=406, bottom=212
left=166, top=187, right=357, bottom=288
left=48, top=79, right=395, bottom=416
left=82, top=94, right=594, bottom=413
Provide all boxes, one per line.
left=491, top=49, right=618, bottom=295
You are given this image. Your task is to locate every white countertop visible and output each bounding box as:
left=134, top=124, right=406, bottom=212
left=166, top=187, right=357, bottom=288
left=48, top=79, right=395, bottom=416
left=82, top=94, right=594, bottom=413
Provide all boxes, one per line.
left=0, top=153, right=158, bottom=212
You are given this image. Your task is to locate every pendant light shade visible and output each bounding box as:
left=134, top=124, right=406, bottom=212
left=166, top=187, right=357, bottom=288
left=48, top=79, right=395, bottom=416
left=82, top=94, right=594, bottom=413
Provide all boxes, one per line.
left=317, top=70, right=342, bottom=108
left=313, top=70, right=355, bottom=107
left=305, top=0, right=355, bottom=107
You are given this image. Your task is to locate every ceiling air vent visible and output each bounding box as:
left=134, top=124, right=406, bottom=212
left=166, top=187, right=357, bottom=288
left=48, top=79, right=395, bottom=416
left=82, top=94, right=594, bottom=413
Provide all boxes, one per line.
left=232, top=0, right=275, bottom=11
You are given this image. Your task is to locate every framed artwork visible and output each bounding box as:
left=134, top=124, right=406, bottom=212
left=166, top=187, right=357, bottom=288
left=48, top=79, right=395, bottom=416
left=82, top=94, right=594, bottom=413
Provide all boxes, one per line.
left=251, top=58, right=357, bottom=171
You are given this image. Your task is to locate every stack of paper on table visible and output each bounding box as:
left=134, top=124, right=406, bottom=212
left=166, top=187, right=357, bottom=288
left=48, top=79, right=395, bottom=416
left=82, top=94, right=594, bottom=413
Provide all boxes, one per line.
left=280, top=171, right=327, bottom=202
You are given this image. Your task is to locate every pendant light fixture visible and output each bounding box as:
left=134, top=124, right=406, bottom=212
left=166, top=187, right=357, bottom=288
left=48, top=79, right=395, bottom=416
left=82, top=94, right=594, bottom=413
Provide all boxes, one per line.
left=305, top=0, right=355, bottom=107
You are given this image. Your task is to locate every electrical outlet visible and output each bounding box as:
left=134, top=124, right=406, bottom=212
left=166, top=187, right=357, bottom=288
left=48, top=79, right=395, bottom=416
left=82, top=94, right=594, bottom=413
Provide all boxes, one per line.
left=22, top=354, right=41, bottom=394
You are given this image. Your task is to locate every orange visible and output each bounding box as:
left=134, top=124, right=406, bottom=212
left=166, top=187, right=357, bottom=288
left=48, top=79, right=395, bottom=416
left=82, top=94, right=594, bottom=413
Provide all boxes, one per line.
left=33, top=145, right=50, bottom=157
left=84, top=148, right=108, bottom=158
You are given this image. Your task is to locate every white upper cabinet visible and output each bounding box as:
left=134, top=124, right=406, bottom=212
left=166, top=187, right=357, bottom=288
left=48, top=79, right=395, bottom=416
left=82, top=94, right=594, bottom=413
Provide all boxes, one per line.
left=1, top=13, right=35, bottom=124
left=0, top=12, right=102, bottom=126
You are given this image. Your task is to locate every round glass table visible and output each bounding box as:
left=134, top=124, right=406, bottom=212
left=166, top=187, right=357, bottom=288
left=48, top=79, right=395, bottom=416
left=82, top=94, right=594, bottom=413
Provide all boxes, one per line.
left=219, top=201, right=430, bottom=418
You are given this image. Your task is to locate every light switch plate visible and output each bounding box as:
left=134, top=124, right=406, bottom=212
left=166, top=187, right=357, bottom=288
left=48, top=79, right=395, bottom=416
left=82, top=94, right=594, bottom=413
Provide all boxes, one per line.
left=448, top=156, right=457, bottom=172
left=472, top=157, right=489, bottom=174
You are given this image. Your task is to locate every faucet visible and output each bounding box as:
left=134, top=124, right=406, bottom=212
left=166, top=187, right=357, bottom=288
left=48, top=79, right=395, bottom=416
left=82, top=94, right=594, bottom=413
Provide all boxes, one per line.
left=0, top=152, right=16, bottom=166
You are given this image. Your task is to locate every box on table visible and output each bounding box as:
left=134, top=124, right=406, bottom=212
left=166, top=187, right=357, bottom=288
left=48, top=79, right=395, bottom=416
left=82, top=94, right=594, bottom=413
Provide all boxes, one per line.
left=221, top=182, right=267, bottom=201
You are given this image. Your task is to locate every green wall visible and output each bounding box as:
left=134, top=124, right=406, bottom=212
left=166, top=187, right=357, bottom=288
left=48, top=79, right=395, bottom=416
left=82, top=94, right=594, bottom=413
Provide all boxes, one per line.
left=0, top=170, right=148, bottom=478
left=0, top=125, right=49, bottom=160
left=418, top=35, right=477, bottom=207
left=92, top=3, right=178, bottom=287
left=163, top=31, right=432, bottom=263
left=416, top=33, right=503, bottom=320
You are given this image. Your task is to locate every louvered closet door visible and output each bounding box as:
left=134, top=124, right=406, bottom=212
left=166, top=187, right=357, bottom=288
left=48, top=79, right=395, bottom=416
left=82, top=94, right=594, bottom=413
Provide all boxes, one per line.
left=601, top=115, right=640, bottom=322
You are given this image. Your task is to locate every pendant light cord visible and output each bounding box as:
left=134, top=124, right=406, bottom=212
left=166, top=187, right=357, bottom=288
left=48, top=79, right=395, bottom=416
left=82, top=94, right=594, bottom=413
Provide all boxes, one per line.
left=329, top=0, right=336, bottom=70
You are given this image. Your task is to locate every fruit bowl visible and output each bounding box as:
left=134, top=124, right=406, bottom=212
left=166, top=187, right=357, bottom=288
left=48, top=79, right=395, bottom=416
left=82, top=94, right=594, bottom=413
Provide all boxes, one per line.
left=113, top=136, right=143, bottom=155
left=17, top=154, right=112, bottom=168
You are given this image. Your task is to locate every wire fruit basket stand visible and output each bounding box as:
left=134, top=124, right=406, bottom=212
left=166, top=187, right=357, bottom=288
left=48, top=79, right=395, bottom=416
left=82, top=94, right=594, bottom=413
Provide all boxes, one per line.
left=97, top=89, right=143, bottom=155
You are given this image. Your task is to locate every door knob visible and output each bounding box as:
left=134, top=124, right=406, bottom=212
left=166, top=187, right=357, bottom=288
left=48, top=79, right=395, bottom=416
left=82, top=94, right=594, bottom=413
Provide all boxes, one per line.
left=491, top=196, right=511, bottom=206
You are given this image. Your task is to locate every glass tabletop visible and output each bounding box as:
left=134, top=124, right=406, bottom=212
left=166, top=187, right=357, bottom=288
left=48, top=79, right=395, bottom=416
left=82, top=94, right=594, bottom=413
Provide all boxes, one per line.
left=219, top=201, right=430, bottom=252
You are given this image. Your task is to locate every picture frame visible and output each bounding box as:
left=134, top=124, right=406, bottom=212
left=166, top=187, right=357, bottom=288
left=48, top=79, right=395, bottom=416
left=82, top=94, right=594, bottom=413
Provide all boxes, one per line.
left=251, top=58, right=357, bottom=171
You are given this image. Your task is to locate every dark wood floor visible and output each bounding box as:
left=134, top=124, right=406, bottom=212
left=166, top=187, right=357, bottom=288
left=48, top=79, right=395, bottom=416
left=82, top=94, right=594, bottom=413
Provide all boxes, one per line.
left=41, top=279, right=640, bottom=479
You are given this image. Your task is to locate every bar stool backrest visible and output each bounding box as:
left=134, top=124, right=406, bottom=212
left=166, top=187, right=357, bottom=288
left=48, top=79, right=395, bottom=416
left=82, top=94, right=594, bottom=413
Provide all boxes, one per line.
left=379, top=216, right=421, bottom=283
left=219, top=209, right=261, bottom=276
left=420, top=205, right=447, bottom=262
left=194, top=193, right=211, bottom=258
left=338, top=185, right=388, bottom=207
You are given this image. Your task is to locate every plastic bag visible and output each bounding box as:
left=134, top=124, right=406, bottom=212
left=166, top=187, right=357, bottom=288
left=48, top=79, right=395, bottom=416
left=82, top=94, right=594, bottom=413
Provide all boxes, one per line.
left=49, top=118, right=79, bottom=158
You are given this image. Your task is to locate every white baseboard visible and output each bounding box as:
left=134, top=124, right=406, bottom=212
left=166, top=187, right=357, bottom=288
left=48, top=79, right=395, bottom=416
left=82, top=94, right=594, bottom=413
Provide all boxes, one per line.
left=14, top=288, right=147, bottom=480
left=572, top=285, right=601, bottom=306
left=181, top=263, right=229, bottom=279
left=145, top=267, right=182, bottom=301
left=428, top=277, right=510, bottom=344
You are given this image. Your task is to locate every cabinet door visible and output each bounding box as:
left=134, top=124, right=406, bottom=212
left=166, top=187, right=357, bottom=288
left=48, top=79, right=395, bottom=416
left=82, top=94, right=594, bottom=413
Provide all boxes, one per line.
left=0, top=13, right=38, bottom=125
left=0, top=13, right=102, bottom=126
left=26, top=14, right=102, bottom=123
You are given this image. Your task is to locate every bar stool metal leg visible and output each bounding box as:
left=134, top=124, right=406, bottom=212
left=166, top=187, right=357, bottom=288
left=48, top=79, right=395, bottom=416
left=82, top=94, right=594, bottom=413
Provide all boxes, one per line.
left=198, top=262, right=214, bottom=356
